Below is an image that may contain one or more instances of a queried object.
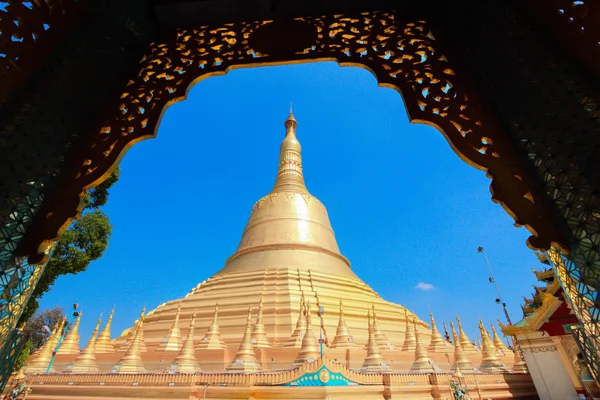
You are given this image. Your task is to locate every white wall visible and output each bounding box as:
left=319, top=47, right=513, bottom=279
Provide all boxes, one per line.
left=523, top=349, right=578, bottom=400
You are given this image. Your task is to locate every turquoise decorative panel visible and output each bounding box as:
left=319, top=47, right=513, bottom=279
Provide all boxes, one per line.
left=283, top=366, right=359, bottom=387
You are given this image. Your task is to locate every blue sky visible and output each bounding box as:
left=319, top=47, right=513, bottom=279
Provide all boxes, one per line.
left=38, top=62, right=541, bottom=345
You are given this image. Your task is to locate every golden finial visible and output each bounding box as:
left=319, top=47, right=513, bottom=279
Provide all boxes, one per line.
left=227, top=307, right=261, bottom=372
left=330, top=299, right=356, bottom=349
left=411, top=319, right=436, bottom=372
left=294, top=300, right=320, bottom=365
left=252, top=298, right=272, bottom=348
left=172, top=311, right=201, bottom=373
left=157, top=303, right=183, bottom=352
left=71, top=313, right=103, bottom=374
left=197, top=303, right=226, bottom=350
left=401, top=310, right=416, bottom=352
left=478, top=320, right=504, bottom=372
left=490, top=322, right=510, bottom=356
left=120, top=306, right=147, bottom=352
left=272, top=110, right=307, bottom=194
left=115, top=318, right=147, bottom=373
left=449, top=321, right=473, bottom=372
left=371, top=304, right=390, bottom=348
left=427, top=311, right=449, bottom=353
left=57, top=311, right=82, bottom=355
left=362, top=309, right=387, bottom=371
left=96, top=306, right=116, bottom=353
left=284, top=295, right=307, bottom=348
left=456, top=316, right=478, bottom=355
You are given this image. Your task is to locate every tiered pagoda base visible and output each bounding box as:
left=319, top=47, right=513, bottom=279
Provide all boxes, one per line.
left=9, top=358, right=537, bottom=400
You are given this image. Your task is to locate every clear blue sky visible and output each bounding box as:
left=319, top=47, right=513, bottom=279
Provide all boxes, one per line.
left=39, top=62, right=541, bottom=345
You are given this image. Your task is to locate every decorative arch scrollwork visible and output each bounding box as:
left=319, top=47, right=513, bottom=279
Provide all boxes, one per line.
left=20, top=11, right=567, bottom=264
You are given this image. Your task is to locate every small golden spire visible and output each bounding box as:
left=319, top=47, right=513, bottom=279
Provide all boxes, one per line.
left=172, top=311, right=201, bottom=373
left=71, top=314, right=102, bottom=374
left=371, top=304, right=390, bottom=348
left=157, top=303, right=182, bottom=352
left=478, top=320, right=505, bottom=373
left=411, top=319, right=436, bottom=372
left=401, top=310, right=416, bottom=352
left=294, top=301, right=320, bottom=365
left=450, top=321, right=474, bottom=372
left=427, top=311, right=451, bottom=353
left=95, top=306, right=116, bottom=353
left=271, top=110, right=308, bottom=195
left=251, top=298, right=272, bottom=349
left=362, top=309, right=387, bottom=371
left=26, top=321, right=62, bottom=373
left=330, top=300, right=356, bottom=349
left=227, top=307, right=262, bottom=372
left=119, top=306, right=147, bottom=352
left=511, top=337, right=528, bottom=373
left=57, top=312, right=82, bottom=355
left=115, top=317, right=147, bottom=373
left=285, top=295, right=307, bottom=348
left=197, top=303, right=226, bottom=350
left=490, top=322, right=511, bottom=356
left=456, top=316, right=478, bottom=355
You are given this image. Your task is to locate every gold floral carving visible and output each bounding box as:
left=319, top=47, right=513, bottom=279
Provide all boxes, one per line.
left=20, top=11, right=565, bottom=264
left=501, top=292, right=562, bottom=336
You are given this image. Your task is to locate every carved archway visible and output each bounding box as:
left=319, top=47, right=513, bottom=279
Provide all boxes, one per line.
left=18, top=11, right=566, bottom=267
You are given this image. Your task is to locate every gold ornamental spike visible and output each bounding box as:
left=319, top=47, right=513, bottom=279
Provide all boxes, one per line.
left=456, top=316, right=478, bottom=356
left=71, top=314, right=103, bottom=374
left=157, top=303, right=182, bottom=352
left=401, top=310, right=416, bottom=352
left=371, top=304, right=390, bottom=348
left=411, top=319, right=436, bottom=372
left=28, top=317, right=67, bottom=372
left=197, top=303, right=226, bottom=350
left=490, top=322, right=511, bottom=356
left=172, top=312, right=201, bottom=373
left=450, top=321, right=474, bottom=372
left=95, top=306, right=116, bottom=353
left=293, top=301, right=320, bottom=365
left=119, top=306, right=147, bottom=352
left=115, top=318, right=147, bottom=374
left=427, top=312, right=451, bottom=353
left=57, top=311, right=82, bottom=355
left=478, top=320, right=505, bottom=372
left=362, top=309, right=387, bottom=371
left=227, top=307, right=261, bottom=372
left=284, top=296, right=307, bottom=348
left=330, top=300, right=356, bottom=349
left=270, top=109, right=308, bottom=195
left=512, top=339, right=528, bottom=373
left=251, top=298, right=272, bottom=349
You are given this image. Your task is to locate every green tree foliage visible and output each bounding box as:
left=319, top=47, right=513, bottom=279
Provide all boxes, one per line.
left=18, top=168, right=120, bottom=324
left=23, top=307, right=66, bottom=350
left=11, top=339, right=34, bottom=373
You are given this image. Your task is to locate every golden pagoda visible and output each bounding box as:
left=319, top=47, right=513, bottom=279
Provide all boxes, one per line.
left=57, top=312, right=81, bottom=355
left=28, top=111, right=537, bottom=399
left=95, top=306, right=116, bottom=353
left=70, top=314, right=102, bottom=374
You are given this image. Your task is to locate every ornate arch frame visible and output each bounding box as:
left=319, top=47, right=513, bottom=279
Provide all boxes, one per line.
left=18, top=11, right=566, bottom=265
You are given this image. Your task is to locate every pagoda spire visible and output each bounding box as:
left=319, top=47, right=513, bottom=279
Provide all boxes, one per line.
left=57, top=312, right=82, bottom=355
left=96, top=306, right=116, bottom=353
left=450, top=321, right=474, bottom=372
left=478, top=320, right=505, bottom=372
left=227, top=307, right=261, bottom=372
left=294, top=301, right=320, bottom=365
left=371, top=304, right=390, bottom=348
left=115, top=317, right=146, bottom=373
left=119, top=306, right=147, bottom=352
left=157, top=303, right=182, bottom=352
left=71, top=314, right=102, bottom=373
left=330, top=300, right=356, bottom=349
left=26, top=319, right=66, bottom=373
left=197, top=303, right=226, bottom=350
left=427, top=311, right=451, bottom=353
left=172, top=311, right=201, bottom=373
left=251, top=298, right=272, bottom=349
left=456, top=316, right=479, bottom=356
left=411, top=319, right=436, bottom=372
left=285, top=295, right=307, bottom=348
left=401, top=310, right=416, bottom=352
left=362, top=309, right=387, bottom=371
left=271, top=108, right=308, bottom=195
left=490, top=321, right=511, bottom=356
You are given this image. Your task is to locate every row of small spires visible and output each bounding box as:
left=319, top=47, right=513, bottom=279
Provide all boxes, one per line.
left=25, top=296, right=527, bottom=375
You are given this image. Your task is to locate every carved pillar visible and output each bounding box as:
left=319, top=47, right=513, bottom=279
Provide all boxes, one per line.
left=550, top=336, right=585, bottom=393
